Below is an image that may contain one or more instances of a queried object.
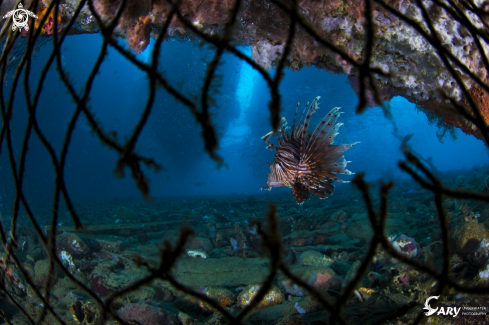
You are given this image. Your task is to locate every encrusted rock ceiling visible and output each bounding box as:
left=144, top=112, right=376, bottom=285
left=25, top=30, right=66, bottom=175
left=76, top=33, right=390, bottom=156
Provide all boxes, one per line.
left=6, top=0, right=489, bottom=141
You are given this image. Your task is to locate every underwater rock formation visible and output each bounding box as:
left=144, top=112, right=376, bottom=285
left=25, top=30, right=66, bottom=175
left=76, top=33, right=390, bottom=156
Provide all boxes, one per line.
left=117, top=302, right=179, bottom=325
left=237, top=284, right=284, bottom=309
left=2, top=184, right=489, bottom=324
left=6, top=0, right=488, bottom=140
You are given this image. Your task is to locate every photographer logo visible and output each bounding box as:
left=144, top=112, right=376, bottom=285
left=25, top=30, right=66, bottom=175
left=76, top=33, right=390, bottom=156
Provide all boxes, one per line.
left=424, top=296, right=461, bottom=317
left=3, top=3, right=38, bottom=32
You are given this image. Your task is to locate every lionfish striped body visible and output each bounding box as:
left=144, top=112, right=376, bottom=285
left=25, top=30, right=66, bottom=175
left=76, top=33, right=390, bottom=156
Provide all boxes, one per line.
left=261, top=96, right=358, bottom=204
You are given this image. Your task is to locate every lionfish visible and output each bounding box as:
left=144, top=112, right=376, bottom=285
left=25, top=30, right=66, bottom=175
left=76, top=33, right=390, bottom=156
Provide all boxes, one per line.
left=261, top=96, right=358, bottom=204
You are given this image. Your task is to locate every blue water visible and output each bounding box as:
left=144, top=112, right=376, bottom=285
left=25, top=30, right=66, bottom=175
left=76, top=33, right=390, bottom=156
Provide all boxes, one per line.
left=1, top=34, right=487, bottom=206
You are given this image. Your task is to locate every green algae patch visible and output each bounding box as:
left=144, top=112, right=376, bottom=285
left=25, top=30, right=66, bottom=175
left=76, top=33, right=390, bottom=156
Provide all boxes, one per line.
left=56, top=220, right=183, bottom=236
left=172, top=257, right=270, bottom=287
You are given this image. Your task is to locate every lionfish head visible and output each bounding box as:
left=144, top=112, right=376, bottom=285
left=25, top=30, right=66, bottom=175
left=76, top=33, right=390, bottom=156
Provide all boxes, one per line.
left=261, top=96, right=358, bottom=204
left=264, top=160, right=289, bottom=188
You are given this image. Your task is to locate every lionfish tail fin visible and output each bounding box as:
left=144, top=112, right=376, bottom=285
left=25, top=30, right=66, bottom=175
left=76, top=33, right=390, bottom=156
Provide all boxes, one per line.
left=292, top=182, right=310, bottom=204
left=308, top=179, right=335, bottom=199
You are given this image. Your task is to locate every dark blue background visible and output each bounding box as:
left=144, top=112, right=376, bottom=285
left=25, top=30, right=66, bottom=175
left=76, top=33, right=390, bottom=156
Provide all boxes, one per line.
left=1, top=34, right=487, bottom=208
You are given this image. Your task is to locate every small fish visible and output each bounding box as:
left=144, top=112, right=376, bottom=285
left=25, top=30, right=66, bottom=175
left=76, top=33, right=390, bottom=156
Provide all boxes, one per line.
left=295, top=302, right=307, bottom=314
left=407, top=189, right=415, bottom=193
left=187, top=249, right=207, bottom=258
left=474, top=168, right=479, bottom=171
left=358, top=287, right=378, bottom=295
left=69, top=292, right=83, bottom=300
left=376, top=264, right=384, bottom=269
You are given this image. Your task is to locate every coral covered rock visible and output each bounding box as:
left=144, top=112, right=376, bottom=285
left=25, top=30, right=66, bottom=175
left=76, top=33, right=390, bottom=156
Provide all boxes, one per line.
left=126, top=16, right=151, bottom=54
left=56, top=233, right=90, bottom=256
left=388, top=233, right=419, bottom=259
left=35, top=6, right=68, bottom=35
left=237, top=284, right=284, bottom=309
left=468, top=239, right=489, bottom=267
left=29, top=0, right=488, bottom=138
left=92, top=0, right=151, bottom=30
left=199, top=287, right=235, bottom=307
left=450, top=222, right=488, bottom=257
left=188, top=236, right=214, bottom=253
left=117, top=303, right=179, bottom=325
left=34, top=259, right=53, bottom=286
left=298, top=250, right=335, bottom=267
left=280, top=266, right=342, bottom=296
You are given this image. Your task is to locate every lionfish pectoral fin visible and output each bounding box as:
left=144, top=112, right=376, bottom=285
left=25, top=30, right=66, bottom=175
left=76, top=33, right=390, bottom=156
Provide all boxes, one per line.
left=261, top=131, right=273, bottom=139
left=262, top=131, right=278, bottom=150
left=347, top=142, right=360, bottom=149
left=266, top=145, right=276, bottom=151
left=280, top=117, right=287, bottom=127
left=261, top=131, right=274, bottom=142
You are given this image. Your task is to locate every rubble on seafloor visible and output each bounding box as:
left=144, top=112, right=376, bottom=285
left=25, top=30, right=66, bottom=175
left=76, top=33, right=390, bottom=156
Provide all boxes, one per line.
left=1, top=0, right=488, bottom=140
left=1, top=168, right=489, bottom=324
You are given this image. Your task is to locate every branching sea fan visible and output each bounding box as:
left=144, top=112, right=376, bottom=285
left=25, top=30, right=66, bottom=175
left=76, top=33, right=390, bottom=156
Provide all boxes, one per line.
left=261, top=96, right=358, bottom=204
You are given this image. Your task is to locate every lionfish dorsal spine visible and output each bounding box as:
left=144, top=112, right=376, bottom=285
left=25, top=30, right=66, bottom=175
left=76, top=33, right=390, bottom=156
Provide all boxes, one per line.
left=277, top=133, right=284, bottom=146
left=290, top=102, right=300, bottom=139
left=278, top=117, right=290, bottom=144
left=294, top=101, right=309, bottom=138
left=305, top=107, right=341, bottom=156
left=307, top=114, right=344, bottom=159
left=329, top=122, right=344, bottom=145
left=300, top=96, right=320, bottom=156
left=309, top=107, right=340, bottom=140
